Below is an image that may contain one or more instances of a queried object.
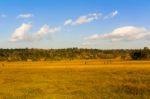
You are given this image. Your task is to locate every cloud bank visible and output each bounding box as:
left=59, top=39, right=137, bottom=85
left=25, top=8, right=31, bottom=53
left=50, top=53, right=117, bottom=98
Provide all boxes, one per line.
left=9, top=10, right=118, bottom=43
left=9, top=23, right=61, bottom=42
left=85, top=26, right=150, bottom=42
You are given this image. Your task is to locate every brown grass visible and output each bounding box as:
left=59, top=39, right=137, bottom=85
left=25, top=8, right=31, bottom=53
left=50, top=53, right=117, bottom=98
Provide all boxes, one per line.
left=0, top=60, right=150, bottom=99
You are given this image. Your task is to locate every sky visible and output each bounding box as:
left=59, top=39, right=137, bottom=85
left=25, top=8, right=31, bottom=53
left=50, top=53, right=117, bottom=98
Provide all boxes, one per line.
left=0, top=0, right=150, bottom=49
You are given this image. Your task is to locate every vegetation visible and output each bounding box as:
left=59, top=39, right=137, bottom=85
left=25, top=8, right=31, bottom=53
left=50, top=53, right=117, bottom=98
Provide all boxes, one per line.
left=0, top=61, right=150, bottom=99
left=0, top=47, right=150, bottom=61
left=130, top=47, right=150, bottom=60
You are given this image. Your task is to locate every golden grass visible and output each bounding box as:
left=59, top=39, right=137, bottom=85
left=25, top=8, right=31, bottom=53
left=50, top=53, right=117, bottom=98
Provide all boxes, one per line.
left=1, top=59, right=150, bottom=68
left=0, top=60, right=150, bottom=99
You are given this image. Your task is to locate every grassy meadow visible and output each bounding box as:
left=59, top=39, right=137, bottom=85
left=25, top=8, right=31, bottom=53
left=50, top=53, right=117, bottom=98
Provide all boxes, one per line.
left=0, top=60, right=150, bottom=99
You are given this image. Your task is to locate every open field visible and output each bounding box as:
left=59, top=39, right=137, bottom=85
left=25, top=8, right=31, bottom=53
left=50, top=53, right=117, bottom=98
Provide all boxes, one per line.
left=0, top=60, right=150, bottom=99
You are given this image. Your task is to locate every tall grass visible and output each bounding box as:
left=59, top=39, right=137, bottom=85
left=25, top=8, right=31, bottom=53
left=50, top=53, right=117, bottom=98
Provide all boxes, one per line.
left=0, top=61, right=150, bottom=99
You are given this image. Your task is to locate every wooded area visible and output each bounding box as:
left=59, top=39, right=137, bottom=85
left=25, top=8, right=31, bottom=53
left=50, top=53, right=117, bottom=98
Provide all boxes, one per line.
left=0, top=47, right=149, bottom=61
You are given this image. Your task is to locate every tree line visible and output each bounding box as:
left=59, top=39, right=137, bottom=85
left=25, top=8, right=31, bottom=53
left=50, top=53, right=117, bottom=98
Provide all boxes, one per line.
left=0, top=47, right=150, bottom=61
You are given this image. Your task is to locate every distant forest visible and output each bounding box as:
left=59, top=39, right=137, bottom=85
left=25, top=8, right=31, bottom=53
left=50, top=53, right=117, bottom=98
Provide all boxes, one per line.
left=0, top=47, right=150, bottom=61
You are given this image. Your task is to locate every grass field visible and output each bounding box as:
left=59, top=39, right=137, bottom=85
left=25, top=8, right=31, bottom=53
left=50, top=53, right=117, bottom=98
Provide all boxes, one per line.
left=0, top=60, right=150, bottom=99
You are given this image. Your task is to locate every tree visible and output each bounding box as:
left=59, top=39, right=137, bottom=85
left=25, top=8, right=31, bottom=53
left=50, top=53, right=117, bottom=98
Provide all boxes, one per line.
left=130, top=50, right=147, bottom=60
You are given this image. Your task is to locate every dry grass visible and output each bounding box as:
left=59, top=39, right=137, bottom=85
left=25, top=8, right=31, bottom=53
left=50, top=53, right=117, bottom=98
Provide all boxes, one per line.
left=0, top=60, right=150, bottom=99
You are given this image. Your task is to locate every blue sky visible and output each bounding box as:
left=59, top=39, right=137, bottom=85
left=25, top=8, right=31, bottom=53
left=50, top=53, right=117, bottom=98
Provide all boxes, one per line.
left=0, top=0, right=150, bottom=49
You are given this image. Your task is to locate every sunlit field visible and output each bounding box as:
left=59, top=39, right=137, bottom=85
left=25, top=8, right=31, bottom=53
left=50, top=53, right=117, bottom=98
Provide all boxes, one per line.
left=0, top=60, right=150, bottom=99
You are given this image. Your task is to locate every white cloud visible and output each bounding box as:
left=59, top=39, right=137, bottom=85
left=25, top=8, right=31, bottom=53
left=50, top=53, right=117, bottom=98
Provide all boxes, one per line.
left=104, top=10, right=118, bottom=19
left=64, top=19, right=73, bottom=26
left=64, top=11, right=118, bottom=26
left=36, top=25, right=61, bottom=40
left=112, top=11, right=118, bottom=16
left=64, top=13, right=100, bottom=26
left=1, top=14, right=6, bottom=18
left=85, top=26, right=150, bottom=41
left=82, top=42, right=91, bottom=46
left=9, top=23, right=61, bottom=42
left=85, top=34, right=99, bottom=40
left=9, top=23, right=32, bottom=42
left=17, top=13, right=33, bottom=19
